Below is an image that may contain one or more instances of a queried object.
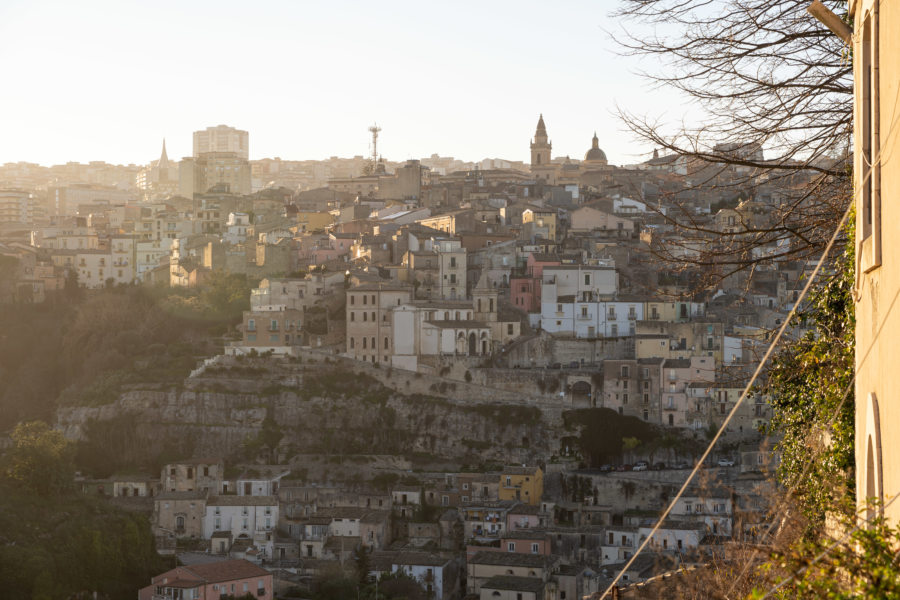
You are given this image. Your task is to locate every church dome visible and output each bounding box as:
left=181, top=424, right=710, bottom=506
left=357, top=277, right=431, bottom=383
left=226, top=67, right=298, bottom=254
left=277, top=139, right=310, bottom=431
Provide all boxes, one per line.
left=584, top=132, right=608, bottom=164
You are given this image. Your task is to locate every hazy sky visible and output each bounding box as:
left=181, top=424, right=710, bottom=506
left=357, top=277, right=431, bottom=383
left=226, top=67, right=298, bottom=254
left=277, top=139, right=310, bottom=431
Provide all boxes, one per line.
left=0, top=0, right=681, bottom=167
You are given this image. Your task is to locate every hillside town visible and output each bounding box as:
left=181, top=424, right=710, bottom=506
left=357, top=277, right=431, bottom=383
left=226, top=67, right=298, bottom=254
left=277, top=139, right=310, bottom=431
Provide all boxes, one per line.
left=0, top=118, right=810, bottom=598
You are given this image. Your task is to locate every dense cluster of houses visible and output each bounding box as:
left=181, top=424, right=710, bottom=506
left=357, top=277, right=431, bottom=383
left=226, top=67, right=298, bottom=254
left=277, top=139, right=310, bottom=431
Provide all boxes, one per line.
left=99, top=454, right=771, bottom=599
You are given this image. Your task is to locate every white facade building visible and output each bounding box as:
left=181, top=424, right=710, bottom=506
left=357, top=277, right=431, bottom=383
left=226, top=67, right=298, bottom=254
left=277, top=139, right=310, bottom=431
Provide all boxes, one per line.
left=223, top=212, right=251, bottom=244
left=204, top=496, right=278, bottom=542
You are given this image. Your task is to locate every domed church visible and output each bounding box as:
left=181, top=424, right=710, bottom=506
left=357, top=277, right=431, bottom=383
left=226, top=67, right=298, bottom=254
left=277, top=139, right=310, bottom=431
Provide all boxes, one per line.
left=528, top=115, right=611, bottom=185
left=583, top=132, right=608, bottom=167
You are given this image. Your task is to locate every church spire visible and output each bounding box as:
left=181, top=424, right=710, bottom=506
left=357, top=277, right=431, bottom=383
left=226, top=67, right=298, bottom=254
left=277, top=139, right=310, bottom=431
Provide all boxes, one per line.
left=592, top=131, right=599, bottom=149
left=536, top=114, right=547, bottom=136
left=158, top=138, right=169, bottom=169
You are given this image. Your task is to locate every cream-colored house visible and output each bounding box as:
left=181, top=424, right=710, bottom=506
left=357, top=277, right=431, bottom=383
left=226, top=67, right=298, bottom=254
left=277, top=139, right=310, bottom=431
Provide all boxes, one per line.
left=851, top=0, right=900, bottom=525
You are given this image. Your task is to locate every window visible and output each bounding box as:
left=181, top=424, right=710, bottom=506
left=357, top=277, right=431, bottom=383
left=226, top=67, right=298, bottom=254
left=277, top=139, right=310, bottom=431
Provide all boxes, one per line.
left=531, top=543, right=539, bottom=553
left=350, top=337, right=355, bottom=349
left=584, top=274, right=590, bottom=285
left=508, top=542, right=515, bottom=552
left=450, top=256, right=456, bottom=267
left=350, top=312, right=355, bottom=322
left=350, top=295, right=355, bottom=305
left=860, top=9, right=882, bottom=270
left=507, top=324, right=514, bottom=335
left=363, top=295, right=367, bottom=305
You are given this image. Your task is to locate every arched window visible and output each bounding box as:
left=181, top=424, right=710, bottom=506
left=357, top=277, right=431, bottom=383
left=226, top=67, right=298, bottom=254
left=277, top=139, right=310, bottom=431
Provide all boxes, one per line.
left=864, top=393, right=883, bottom=524
left=362, top=338, right=367, bottom=349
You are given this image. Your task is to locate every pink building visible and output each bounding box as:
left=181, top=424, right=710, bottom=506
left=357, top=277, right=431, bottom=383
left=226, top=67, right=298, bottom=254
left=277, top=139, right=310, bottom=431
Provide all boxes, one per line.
left=506, top=504, right=543, bottom=531
left=501, top=531, right=551, bottom=555
left=138, top=559, right=273, bottom=600
left=510, top=252, right=560, bottom=312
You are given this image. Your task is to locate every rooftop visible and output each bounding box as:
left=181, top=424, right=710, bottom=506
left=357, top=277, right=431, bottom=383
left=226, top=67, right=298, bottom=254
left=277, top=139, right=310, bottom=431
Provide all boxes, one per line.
left=182, top=559, right=270, bottom=583
left=469, top=551, right=547, bottom=568
left=481, top=575, right=546, bottom=593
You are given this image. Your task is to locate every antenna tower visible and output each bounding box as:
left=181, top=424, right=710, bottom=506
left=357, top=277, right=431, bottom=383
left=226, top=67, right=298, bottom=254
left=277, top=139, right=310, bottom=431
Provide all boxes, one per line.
left=368, top=123, right=381, bottom=164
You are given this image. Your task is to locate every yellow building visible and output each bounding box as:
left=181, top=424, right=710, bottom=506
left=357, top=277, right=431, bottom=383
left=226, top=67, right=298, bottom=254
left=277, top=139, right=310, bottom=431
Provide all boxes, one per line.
left=295, top=210, right=334, bottom=233
left=498, top=466, right=543, bottom=506
left=851, top=0, right=900, bottom=525
left=521, top=207, right=557, bottom=241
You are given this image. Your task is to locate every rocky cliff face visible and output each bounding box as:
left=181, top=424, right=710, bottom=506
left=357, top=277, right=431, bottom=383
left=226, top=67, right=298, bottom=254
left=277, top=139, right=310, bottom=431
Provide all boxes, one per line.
left=56, top=357, right=571, bottom=472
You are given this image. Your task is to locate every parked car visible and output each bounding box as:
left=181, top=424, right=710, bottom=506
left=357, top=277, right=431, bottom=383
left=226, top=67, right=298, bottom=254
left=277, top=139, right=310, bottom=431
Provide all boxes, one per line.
left=717, top=458, right=736, bottom=467
left=652, top=462, right=666, bottom=471
left=632, top=461, right=649, bottom=471
left=599, top=464, right=614, bottom=472
left=548, top=362, right=562, bottom=369
left=616, top=464, right=633, bottom=472
left=673, top=462, right=690, bottom=470
left=568, top=361, right=580, bottom=369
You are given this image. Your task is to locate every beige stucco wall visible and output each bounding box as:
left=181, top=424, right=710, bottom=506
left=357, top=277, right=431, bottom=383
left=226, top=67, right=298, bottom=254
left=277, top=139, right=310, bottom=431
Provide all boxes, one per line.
left=853, top=0, right=900, bottom=525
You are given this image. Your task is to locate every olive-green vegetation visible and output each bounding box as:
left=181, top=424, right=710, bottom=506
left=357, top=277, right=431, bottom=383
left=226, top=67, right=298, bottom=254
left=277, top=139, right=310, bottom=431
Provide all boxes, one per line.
left=0, top=481, right=170, bottom=600
left=0, top=421, right=170, bottom=600
left=0, top=272, right=253, bottom=430
left=749, top=217, right=900, bottom=598
left=4, top=421, right=74, bottom=497
left=305, top=556, right=427, bottom=600
left=562, top=408, right=660, bottom=466
left=754, top=513, right=900, bottom=600
left=75, top=413, right=197, bottom=479
left=764, top=216, right=855, bottom=527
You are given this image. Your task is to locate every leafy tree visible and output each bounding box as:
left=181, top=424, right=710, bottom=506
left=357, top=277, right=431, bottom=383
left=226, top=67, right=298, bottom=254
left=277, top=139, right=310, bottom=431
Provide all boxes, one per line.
left=354, top=545, right=371, bottom=587
left=763, top=217, right=855, bottom=527
left=242, top=407, right=283, bottom=463
left=0, top=480, right=169, bottom=599
left=563, top=408, right=658, bottom=466
left=199, top=270, right=256, bottom=320
left=751, top=512, right=900, bottom=599
left=3, top=421, right=74, bottom=497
